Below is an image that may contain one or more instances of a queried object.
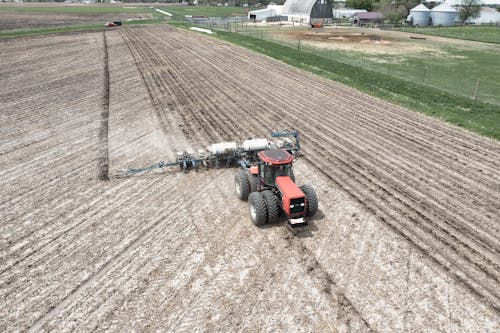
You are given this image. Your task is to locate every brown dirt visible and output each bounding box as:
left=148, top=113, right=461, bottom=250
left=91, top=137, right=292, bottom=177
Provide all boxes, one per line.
left=0, top=11, right=152, bottom=31
left=278, top=26, right=451, bottom=55
left=0, top=25, right=499, bottom=332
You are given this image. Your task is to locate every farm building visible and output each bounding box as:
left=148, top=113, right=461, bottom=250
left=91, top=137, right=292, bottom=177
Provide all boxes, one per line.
left=407, top=4, right=431, bottom=26
left=248, top=5, right=283, bottom=22
left=281, top=0, right=334, bottom=23
left=333, top=8, right=367, bottom=19
left=439, top=0, right=500, bottom=5
left=430, top=3, right=457, bottom=26
left=467, top=7, right=500, bottom=24
left=352, top=12, right=384, bottom=26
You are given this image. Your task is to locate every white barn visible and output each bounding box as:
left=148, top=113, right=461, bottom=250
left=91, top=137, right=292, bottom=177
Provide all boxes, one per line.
left=281, top=0, right=334, bottom=23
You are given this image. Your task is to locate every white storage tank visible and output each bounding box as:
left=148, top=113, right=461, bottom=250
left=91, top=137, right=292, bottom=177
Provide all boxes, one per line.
left=208, top=142, right=237, bottom=155
left=430, top=3, right=457, bottom=26
left=242, top=138, right=269, bottom=152
left=408, top=4, right=430, bottom=26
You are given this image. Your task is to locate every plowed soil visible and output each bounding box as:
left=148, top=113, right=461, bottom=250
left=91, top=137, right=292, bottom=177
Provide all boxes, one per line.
left=1, top=25, right=499, bottom=332
left=0, top=11, right=152, bottom=31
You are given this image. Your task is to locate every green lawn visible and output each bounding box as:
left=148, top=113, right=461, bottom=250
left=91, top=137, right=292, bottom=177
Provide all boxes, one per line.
left=298, top=43, right=500, bottom=106
left=172, top=21, right=500, bottom=140
left=235, top=26, right=500, bottom=106
left=395, top=26, right=500, bottom=44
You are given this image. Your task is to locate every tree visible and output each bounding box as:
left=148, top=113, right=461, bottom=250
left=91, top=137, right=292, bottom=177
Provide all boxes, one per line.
left=459, top=0, right=481, bottom=23
left=346, top=0, right=374, bottom=11
left=376, top=0, right=411, bottom=24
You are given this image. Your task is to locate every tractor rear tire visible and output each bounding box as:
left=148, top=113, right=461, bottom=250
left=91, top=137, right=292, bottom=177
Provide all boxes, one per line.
left=301, top=185, right=318, bottom=218
left=248, top=174, right=259, bottom=193
left=262, top=190, right=280, bottom=223
left=248, top=192, right=268, bottom=226
left=235, top=169, right=251, bottom=201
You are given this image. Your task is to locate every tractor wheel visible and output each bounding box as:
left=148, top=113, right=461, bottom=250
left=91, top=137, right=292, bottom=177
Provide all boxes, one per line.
left=248, top=192, right=268, bottom=226
left=235, top=169, right=251, bottom=201
left=262, top=190, right=280, bottom=223
left=301, top=185, right=318, bottom=218
left=248, top=174, right=259, bottom=193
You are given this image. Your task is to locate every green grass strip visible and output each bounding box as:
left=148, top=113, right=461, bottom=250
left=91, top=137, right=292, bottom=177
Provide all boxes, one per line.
left=392, top=26, right=500, bottom=44
left=170, top=22, right=500, bottom=140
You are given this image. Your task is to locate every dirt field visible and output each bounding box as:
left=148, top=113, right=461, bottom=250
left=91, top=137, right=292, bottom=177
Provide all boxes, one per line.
left=1, top=25, right=499, bottom=332
left=0, top=11, right=152, bottom=31
left=277, top=26, right=480, bottom=55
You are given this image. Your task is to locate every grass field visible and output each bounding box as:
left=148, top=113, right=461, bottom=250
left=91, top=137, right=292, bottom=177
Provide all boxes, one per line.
left=297, top=40, right=500, bottom=106
left=172, top=21, right=500, bottom=140
left=232, top=25, right=500, bottom=106
left=395, top=25, right=500, bottom=44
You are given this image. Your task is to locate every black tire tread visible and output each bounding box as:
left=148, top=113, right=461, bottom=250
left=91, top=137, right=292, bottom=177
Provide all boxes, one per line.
left=248, top=192, right=268, bottom=226
left=248, top=174, right=259, bottom=193
left=301, top=184, right=318, bottom=218
left=235, top=169, right=251, bottom=201
left=262, top=190, right=280, bottom=223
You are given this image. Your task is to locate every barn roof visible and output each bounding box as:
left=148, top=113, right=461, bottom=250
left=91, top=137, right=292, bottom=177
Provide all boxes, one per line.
left=282, top=0, right=318, bottom=15
left=355, top=12, right=384, bottom=19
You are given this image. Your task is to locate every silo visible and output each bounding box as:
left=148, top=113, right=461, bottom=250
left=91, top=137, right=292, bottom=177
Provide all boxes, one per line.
left=409, top=4, right=430, bottom=26
left=430, top=3, right=457, bottom=26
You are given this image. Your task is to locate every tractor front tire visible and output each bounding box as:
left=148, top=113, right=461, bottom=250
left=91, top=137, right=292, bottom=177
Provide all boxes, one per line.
left=301, top=185, right=318, bottom=218
left=235, top=170, right=251, bottom=201
left=262, top=190, right=280, bottom=223
left=248, top=192, right=268, bottom=226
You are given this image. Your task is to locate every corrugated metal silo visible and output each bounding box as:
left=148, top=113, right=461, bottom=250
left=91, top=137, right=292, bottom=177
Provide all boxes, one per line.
left=430, top=3, right=457, bottom=26
left=409, top=4, right=430, bottom=26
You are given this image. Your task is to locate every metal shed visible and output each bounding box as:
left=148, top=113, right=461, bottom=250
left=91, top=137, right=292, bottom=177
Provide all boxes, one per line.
left=352, top=12, right=384, bottom=27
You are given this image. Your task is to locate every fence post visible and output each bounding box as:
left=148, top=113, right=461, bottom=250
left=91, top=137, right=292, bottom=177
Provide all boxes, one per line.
left=472, top=78, right=481, bottom=100
left=298, top=39, right=301, bottom=50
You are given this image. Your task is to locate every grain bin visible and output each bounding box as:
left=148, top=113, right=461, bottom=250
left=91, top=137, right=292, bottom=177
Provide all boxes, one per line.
left=408, top=4, right=430, bottom=26
left=430, top=3, right=457, bottom=26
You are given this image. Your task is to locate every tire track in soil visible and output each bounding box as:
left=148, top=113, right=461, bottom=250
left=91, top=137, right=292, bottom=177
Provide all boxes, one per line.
left=119, top=29, right=202, bottom=151
left=27, top=171, right=229, bottom=331
left=99, top=31, right=110, bottom=181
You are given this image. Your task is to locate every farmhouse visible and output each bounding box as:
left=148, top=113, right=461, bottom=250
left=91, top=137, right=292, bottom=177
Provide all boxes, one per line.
left=467, top=7, right=500, bottom=24
left=281, top=0, right=334, bottom=23
left=352, top=12, right=384, bottom=26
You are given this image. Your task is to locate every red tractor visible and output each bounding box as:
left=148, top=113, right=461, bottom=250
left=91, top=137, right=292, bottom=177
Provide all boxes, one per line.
left=235, top=149, right=318, bottom=228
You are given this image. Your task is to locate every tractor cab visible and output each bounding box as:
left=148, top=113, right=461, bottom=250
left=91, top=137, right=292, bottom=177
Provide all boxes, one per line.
left=257, top=149, right=295, bottom=186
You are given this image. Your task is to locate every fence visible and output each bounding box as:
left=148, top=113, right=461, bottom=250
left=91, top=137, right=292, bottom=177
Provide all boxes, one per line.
left=183, top=19, right=499, bottom=106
